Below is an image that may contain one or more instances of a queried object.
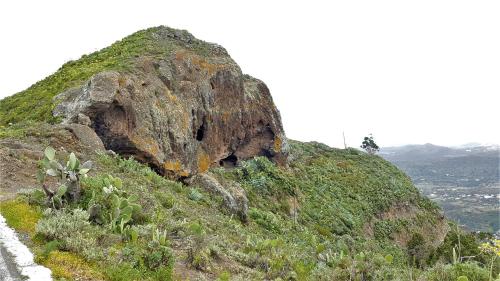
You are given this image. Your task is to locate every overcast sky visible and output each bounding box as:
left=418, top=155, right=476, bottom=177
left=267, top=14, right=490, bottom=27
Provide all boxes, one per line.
left=0, top=0, right=499, bottom=148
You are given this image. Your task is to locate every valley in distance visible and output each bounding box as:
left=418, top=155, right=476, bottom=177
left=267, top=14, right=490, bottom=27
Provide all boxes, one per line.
left=380, top=143, right=500, bottom=236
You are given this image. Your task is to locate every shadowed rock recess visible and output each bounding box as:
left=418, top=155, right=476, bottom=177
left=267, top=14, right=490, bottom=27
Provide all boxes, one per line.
left=53, top=27, right=288, bottom=178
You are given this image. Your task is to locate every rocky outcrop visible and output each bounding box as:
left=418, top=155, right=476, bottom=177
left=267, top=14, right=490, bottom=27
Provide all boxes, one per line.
left=363, top=203, right=449, bottom=248
left=53, top=27, right=287, bottom=178
left=187, top=173, right=248, bottom=222
left=64, top=124, right=105, bottom=152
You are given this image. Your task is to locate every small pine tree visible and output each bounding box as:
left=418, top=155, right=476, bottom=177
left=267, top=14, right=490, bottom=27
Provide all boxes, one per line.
left=360, top=134, right=379, bottom=155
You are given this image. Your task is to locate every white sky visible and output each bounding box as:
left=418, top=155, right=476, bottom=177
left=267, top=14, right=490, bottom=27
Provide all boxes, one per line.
left=0, top=0, right=499, bottom=148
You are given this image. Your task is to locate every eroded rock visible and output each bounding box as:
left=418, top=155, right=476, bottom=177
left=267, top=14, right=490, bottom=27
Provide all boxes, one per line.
left=187, top=173, right=248, bottom=222
left=53, top=28, right=288, bottom=177
left=64, top=124, right=105, bottom=152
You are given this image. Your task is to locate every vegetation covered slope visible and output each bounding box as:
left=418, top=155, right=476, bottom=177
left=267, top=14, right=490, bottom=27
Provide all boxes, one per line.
left=1, top=129, right=498, bottom=280
left=0, top=26, right=215, bottom=125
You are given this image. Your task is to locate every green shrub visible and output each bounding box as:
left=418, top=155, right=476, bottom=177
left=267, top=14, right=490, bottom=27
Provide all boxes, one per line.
left=121, top=241, right=174, bottom=280
left=435, top=226, right=484, bottom=264
left=35, top=208, right=103, bottom=260
left=216, top=271, right=231, bottom=281
left=144, top=241, right=174, bottom=271
left=424, top=262, right=490, bottom=281
left=248, top=208, right=282, bottom=233
left=156, top=192, right=175, bottom=209
left=41, top=240, right=62, bottom=259
left=36, top=209, right=91, bottom=240
left=105, top=264, right=143, bottom=281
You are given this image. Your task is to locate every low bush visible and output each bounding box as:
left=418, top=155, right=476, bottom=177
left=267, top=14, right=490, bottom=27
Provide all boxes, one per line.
left=35, top=208, right=103, bottom=260
left=423, top=262, right=491, bottom=281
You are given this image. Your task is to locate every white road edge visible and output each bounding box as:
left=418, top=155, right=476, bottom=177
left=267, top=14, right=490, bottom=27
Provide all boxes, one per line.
left=0, top=214, right=52, bottom=281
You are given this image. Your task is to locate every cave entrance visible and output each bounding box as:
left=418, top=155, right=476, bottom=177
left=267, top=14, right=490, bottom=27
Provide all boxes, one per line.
left=219, top=154, right=238, bottom=168
left=260, top=149, right=274, bottom=159
left=194, top=117, right=207, bottom=141
left=196, top=122, right=205, bottom=141
left=91, top=105, right=163, bottom=174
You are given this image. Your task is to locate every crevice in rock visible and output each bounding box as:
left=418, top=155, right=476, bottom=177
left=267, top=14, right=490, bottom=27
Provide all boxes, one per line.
left=219, top=154, right=238, bottom=168
left=195, top=117, right=206, bottom=141
left=260, top=149, right=274, bottom=159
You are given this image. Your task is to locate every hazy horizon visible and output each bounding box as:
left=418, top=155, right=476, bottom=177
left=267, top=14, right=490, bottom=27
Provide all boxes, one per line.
left=1, top=0, right=499, bottom=148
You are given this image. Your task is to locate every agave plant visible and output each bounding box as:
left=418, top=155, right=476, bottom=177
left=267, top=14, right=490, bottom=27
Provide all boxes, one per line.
left=37, top=146, right=92, bottom=207
left=152, top=228, right=169, bottom=246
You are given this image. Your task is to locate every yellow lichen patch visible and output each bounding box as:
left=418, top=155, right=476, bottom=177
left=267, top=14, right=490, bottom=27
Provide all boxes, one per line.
left=164, top=88, right=178, bottom=103
left=182, top=111, right=190, bottom=132
left=179, top=170, right=190, bottom=177
left=273, top=136, right=282, bottom=153
left=197, top=150, right=211, bottom=173
left=191, top=56, right=225, bottom=76
left=42, top=251, right=105, bottom=280
left=168, top=93, right=178, bottom=103
left=0, top=199, right=41, bottom=235
left=174, top=50, right=225, bottom=76
left=130, top=134, right=161, bottom=157
left=164, top=160, right=183, bottom=172
left=163, top=160, right=190, bottom=176
left=118, top=75, right=127, bottom=87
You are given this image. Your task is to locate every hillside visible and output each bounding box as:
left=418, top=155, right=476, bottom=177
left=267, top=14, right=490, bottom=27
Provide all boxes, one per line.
left=380, top=144, right=500, bottom=233
left=1, top=26, right=498, bottom=281
left=0, top=27, right=218, bottom=126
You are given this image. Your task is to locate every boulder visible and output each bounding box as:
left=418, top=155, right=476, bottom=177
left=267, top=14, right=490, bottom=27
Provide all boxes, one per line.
left=187, top=173, right=248, bottom=222
left=64, top=124, right=105, bottom=152
left=53, top=28, right=288, bottom=177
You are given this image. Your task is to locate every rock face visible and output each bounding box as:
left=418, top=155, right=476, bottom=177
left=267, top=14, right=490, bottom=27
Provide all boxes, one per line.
left=53, top=27, right=287, bottom=178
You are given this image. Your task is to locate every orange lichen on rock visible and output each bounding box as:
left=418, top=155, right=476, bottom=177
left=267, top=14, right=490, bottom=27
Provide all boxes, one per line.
left=175, top=50, right=225, bottom=76
left=274, top=136, right=282, bottom=153
left=131, top=134, right=161, bottom=157
left=164, top=160, right=183, bottom=172
left=178, top=170, right=190, bottom=177
left=191, top=56, right=224, bottom=76
left=118, top=75, right=127, bottom=87
left=197, top=150, right=211, bottom=173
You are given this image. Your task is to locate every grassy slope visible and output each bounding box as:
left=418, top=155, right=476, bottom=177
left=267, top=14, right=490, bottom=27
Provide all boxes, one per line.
left=0, top=26, right=213, bottom=126
left=3, top=136, right=478, bottom=280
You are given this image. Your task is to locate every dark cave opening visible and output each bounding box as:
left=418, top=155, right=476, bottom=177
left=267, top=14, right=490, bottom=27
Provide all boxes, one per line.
left=219, top=154, right=238, bottom=168
left=92, top=105, right=129, bottom=153
left=195, top=120, right=206, bottom=141
left=91, top=105, right=163, bottom=175
left=260, top=149, right=274, bottom=159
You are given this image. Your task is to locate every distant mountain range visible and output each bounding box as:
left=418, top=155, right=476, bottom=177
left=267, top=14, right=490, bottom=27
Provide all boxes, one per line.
left=380, top=143, right=499, bottom=187
left=380, top=143, right=500, bottom=233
